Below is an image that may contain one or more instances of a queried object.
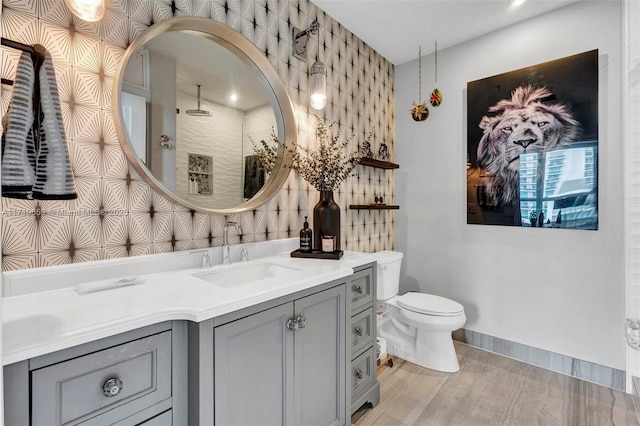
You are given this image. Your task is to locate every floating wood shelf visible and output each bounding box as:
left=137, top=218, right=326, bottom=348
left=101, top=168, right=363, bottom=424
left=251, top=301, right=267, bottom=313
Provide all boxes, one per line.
left=349, top=205, right=400, bottom=210
left=359, top=158, right=399, bottom=169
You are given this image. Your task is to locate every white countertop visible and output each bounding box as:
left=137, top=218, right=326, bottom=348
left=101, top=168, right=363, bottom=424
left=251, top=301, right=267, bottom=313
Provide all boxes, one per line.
left=2, top=239, right=377, bottom=365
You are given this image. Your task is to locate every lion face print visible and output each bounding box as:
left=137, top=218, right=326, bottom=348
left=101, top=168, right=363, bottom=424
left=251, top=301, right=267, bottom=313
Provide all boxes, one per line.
left=477, top=85, right=580, bottom=205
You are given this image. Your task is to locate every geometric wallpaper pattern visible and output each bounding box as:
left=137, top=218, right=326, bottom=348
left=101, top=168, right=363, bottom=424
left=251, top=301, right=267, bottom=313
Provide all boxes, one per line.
left=0, top=0, right=396, bottom=271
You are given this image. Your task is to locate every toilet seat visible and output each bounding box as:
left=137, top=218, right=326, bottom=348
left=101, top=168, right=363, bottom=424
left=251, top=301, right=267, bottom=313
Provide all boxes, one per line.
left=397, top=292, right=464, bottom=317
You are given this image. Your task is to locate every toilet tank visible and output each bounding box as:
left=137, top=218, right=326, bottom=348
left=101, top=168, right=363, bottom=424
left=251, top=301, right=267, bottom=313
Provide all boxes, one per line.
left=374, top=250, right=403, bottom=300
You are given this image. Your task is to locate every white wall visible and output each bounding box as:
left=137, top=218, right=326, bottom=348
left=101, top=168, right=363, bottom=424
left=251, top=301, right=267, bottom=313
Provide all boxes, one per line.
left=395, top=1, right=625, bottom=370
left=625, top=0, right=640, bottom=387
left=149, top=51, right=177, bottom=191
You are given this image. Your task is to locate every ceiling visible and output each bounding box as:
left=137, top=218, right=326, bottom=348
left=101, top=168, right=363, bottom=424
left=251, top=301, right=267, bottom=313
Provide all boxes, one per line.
left=312, top=0, right=584, bottom=65
left=145, top=32, right=271, bottom=112
left=136, top=0, right=588, bottom=111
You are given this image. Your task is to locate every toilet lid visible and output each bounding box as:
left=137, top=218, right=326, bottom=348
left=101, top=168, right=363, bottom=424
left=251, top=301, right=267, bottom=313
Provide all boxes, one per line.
left=397, top=292, right=464, bottom=316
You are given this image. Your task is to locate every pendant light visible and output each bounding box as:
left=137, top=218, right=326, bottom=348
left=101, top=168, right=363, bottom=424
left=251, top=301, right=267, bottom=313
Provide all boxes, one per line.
left=309, top=25, right=327, bottom=111
left=291, top=18, right=327, bottom=110
left=430, top=40, right=443, bottom=107
left=310, top=60, right=327, bottom=110
left=410, top=46, right=429, bottom=122
left=65, top=0, right=105, bottom=22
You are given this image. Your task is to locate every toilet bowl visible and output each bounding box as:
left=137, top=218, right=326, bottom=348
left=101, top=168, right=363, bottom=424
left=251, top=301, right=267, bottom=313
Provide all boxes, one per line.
left=374, top=251, right=466, bottom=372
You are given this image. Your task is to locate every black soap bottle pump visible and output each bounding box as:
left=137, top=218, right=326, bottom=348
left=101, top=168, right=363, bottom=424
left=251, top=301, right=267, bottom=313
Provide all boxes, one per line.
left=300, top=216, right=312, bottom=252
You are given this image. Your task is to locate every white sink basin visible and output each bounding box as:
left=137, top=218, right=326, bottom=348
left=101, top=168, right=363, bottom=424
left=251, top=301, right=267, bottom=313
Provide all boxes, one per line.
left=192, top=262, right=301, bottom=287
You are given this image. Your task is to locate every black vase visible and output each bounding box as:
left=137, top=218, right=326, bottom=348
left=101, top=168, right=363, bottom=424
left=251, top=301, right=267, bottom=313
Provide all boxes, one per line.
left=313, top=190, right=340, bottom=251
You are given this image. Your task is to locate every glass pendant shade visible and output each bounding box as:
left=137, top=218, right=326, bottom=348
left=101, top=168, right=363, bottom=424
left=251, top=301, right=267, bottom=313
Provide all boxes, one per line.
left=310, top=60, right=327, bottom=110
left=65, top=0, right=105, bottom=22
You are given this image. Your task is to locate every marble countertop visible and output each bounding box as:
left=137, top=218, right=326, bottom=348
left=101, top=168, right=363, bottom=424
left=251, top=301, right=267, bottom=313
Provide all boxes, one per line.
left=2, top=239, right=377, bottom=365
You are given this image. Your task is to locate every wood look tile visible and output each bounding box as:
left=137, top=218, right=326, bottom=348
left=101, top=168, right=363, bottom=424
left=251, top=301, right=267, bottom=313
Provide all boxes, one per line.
left=354, top=342, right=638, bottom=426
left=633, top=376, right=640, bottom=421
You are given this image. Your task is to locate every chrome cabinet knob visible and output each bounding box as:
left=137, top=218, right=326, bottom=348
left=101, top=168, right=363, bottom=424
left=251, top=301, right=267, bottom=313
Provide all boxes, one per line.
left=355, top=369, right=363, bottom=380
left=354, top=285, right=364, bottom=295
left=355, top=327, right=364, bottom=337
left=297, top=316, right=307, bottom=329
left=287, top=316, right=308, bottom=330
left=287, top=318, right=298, bottom=330
left=103, top=378, right=124, bottom=397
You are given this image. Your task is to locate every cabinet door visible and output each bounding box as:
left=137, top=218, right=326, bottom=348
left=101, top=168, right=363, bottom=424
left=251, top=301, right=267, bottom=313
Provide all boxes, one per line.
left=214, top=303, right=294, bottom=426
left=294, top=285, right=346, bottom=426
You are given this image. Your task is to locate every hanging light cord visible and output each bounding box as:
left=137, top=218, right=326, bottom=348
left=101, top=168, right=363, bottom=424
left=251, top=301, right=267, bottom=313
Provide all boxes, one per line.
left=418, top=45, right=422, bottom=103
left=434, top=40, right=438, bottom=87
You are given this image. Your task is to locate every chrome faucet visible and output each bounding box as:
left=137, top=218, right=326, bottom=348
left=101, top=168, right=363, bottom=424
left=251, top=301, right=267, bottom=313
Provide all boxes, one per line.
left=222, top=221, right=242, bottom=265
left=201, top=252, right=211, bottom=269
left=191, top=249, right=211, bottom=269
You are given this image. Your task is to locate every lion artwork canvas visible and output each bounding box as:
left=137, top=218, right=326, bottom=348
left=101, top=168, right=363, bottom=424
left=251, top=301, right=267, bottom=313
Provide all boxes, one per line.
left=466, top=50, right=598, bottom=230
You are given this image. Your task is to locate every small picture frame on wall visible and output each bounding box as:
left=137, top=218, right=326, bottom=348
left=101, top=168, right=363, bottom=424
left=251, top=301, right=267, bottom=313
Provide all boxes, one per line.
left=466, top=49, right=599, bottom=230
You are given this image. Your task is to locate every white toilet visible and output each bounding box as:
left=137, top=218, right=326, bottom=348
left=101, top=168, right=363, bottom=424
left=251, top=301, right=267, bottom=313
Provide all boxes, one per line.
left=375, top=250, right=466, bottom=373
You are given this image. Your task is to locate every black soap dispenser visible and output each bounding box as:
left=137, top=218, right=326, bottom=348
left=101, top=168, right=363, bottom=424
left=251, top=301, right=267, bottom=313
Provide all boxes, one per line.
left=300, top=216, right=312, bottom=252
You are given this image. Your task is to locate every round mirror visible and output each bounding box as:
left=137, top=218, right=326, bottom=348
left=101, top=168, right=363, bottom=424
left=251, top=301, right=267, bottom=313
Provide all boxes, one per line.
left=114, top=17, right=296, bottom=214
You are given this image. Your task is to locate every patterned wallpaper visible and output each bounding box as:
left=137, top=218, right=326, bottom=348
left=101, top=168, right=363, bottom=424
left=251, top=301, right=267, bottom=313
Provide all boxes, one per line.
left=0, top=0, right=396, bottom=271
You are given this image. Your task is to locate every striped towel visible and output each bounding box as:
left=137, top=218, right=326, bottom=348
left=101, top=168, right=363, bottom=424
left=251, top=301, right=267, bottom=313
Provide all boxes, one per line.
left=32, top=48, right=76, bottom=200
left=1, top=51, right=37, bottom=199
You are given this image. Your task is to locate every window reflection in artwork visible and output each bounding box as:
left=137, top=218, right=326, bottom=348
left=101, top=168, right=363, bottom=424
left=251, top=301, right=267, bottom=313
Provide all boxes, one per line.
left=519, top=144, right=597, bottom=229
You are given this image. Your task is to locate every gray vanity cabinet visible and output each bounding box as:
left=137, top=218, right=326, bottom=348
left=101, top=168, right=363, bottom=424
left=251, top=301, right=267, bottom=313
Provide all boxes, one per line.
left=189, top=280, right=347, bottom=426
left=349, top=264, right=380, bottom=415
left=4, top=321, right=187, bottom=426
left=3, top=264, right=376, bottom=425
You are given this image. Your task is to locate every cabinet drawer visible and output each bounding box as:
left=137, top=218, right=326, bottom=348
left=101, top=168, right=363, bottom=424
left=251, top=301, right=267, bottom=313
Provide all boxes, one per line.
left=136, top=409, right=173, bottom=426
left=351, top=307, right=374, bottom=357
left=350, top=346, right=375, bottom=403
left=350, top=269, right=373, bottom=313
left=32, top=331, right=172, bottom=426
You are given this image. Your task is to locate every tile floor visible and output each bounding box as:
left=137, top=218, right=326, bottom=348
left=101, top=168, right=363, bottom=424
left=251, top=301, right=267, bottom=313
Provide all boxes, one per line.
left=353, top=342, right=639, bottom=426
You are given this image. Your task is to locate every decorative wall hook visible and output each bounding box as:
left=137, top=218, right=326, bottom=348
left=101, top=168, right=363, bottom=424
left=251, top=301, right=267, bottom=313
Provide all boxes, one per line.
left=292, top=18, right=319, bottom=62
